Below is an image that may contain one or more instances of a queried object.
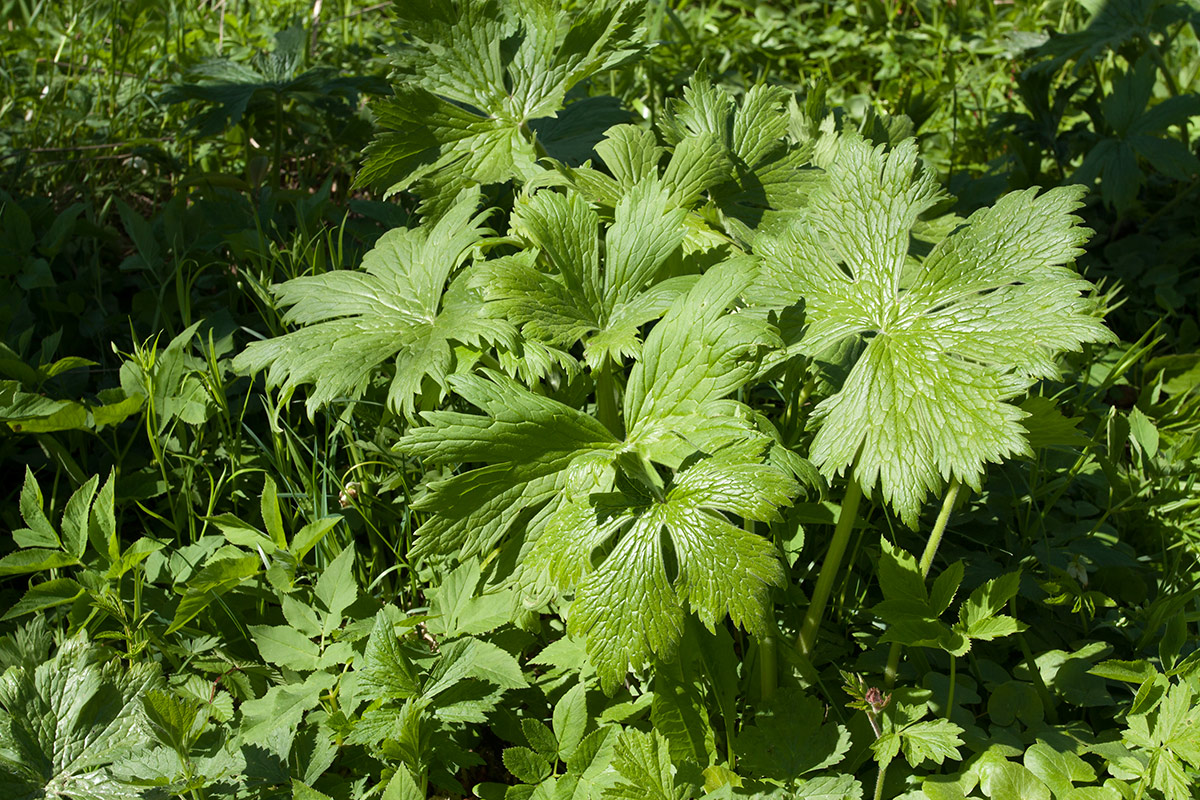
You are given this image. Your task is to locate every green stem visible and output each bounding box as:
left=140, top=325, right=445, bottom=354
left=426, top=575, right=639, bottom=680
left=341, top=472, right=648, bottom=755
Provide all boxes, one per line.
left=595, top=359, right=623, bottom=438
left=273, top=90, right=284, bottom=188
left=919, top=479, right=960, bottom=577
left=797, top=479, right=864, bottom=657
left=760, top=609, right=777, bottom=700
left=885, top=480, right=960, bottom=688
left=945, top=655, right=956, bottom=719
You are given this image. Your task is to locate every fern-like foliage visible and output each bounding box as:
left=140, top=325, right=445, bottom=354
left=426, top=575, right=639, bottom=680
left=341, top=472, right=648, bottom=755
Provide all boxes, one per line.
left=233, top=190, right=514, bottom=418
left=752, top=136, right=1115, bottom=525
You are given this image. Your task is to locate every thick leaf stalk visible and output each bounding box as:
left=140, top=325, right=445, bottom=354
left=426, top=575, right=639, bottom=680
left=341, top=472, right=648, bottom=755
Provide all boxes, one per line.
left=797, top=478, right=864, bottom=658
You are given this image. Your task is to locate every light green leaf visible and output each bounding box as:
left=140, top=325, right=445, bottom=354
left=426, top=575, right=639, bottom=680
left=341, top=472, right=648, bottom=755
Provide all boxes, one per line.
left=0, top=636, right=160, bottom=800
left=505, top=746, right=552, bottom=784
left=208, top=513, right=276, bottom=554
left=553, top=682, right=588, bottom=763
left=535, top=448, right=792, bottom=691
left=1024, top=741, right=1096, bottom=798
left=261, top=476, right=286, bottom=550
left=250, top=625, right=322, bottom=671
left=897, top=718, right=964, bottom=767
left=979, top=761, right=1050, bottom=800
left=314, top=545, right=357, bottom=635
left=234, top=190, right=513, bottom=418
left=1090, top=659, right=1157, bottom=684
left=293, top=778, right=334, bottom=800
left=381, top=765, right=423, bottom=800
left=792, top=774, right=864, bottom=800
left=756, top=137, right=1113, bottom=525
left=88, top=471, right=118, bottom=564
left=522, top=718, right=559, bottom=759
left=483, top=181, right=692, bottom=370
left=423, top=638, right=528, bottom=701
left=2, top=578, right=86, bottom=621
left=60, top=475, right=99, bottom=560
left=0, top=548, right=80, bottom=577
left=289, top=517, right=341, bottom=562
left=17, top=467, right=58, bottom=549
left=358, top=0, right=644, bottom=210
left=237, top=671, right=335, bottom=744
left=398, top=370, right=619, bottom=559
left=360, top=609, right=422, bottom=701
left=608, top=730, right=692, bottom=800
left=959, top=572, right=1023, bottom=641
left=625, top=258, right=780, bottom=466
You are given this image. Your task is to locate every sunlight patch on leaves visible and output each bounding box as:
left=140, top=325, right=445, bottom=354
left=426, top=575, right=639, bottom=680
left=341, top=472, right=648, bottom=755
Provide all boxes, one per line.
left=755, top=136, right=1114, bottom=525
left=234, top=190, right=514, bottom=418
left=358, top=0, right=645, bottom=212
left=0, top=636, right=160, bottom=800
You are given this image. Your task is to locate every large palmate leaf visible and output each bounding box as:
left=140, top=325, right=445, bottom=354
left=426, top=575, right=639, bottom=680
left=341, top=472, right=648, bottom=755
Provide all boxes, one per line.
left=754, top=136, right=1113, bottom=525
left=399, top=368, right=622, bottom=560
left=0, top=636, right=160, bottom=800
left=358, top=0, right=645, bottom=212
left=564, top=76, right=816, bottom=250
left=233, top=190, right=514, bottom=418
left=401, top=262, right=797, bottom=689
left=475, top=179, right=694, bottom=370
left=529, top=442, right=793, bottom=691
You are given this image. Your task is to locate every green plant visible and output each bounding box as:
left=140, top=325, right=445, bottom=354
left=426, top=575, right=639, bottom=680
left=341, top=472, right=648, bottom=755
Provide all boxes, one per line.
left=6, top=2, right=1200, bottom=799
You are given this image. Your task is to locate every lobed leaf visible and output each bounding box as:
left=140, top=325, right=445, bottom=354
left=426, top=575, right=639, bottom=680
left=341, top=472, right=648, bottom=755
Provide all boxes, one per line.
left=756, top=136, right=1114, bottom=525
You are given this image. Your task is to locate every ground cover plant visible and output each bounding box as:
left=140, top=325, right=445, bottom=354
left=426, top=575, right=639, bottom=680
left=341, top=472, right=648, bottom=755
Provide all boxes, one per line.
left=1, top=0, right=1199, bottom=799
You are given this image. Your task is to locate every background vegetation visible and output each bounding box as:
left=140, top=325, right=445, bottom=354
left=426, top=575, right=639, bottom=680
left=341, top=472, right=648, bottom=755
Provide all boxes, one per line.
left=1, top=1, right=1198, bottom=799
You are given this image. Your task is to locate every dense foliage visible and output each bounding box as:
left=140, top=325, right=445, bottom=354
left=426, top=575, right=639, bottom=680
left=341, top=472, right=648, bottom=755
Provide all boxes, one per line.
left=2, top=1, right=1199, bottom=799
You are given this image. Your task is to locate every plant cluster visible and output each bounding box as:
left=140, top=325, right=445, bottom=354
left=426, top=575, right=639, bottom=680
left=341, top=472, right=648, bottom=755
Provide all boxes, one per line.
left=1, top=1, right=1199, bottom=800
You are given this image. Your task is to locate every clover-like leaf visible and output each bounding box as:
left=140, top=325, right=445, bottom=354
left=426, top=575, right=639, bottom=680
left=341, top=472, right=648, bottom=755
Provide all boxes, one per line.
left=755, top=136, right=1114, bottom=525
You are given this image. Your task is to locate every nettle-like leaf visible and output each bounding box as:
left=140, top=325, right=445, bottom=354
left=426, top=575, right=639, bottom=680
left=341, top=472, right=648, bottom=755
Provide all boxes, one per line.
left=0, top=635, right=160, bottom=800
left=358, top=0, right=645, bottom=212
left=872, top=540, right=1023, bottom=656
left=400, top=262, right=796, bottom=689
left=233, top=190, right=514, bottom=418
left=754, top=136, right=1114, bottom=526
left=475, top=180, right=695, bottom=370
